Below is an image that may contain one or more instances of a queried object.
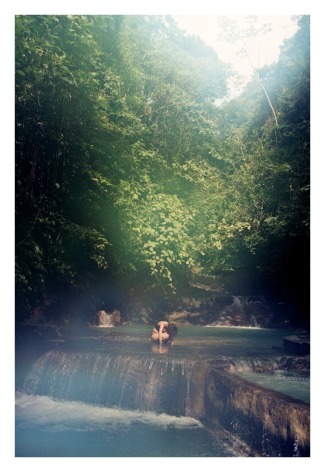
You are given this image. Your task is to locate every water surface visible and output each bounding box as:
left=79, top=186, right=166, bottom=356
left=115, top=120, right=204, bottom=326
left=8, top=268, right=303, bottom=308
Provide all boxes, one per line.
left=15, top=392, right=235, bottom=457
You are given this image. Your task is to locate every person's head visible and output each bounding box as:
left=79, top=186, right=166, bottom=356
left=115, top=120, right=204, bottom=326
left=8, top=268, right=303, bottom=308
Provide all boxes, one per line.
left=167, top=322, right=178, bottom=340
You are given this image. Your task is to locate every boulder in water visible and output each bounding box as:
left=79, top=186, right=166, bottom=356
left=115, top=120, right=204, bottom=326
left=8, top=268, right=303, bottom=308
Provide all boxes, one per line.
left=97, top=309, right=121, bottom=327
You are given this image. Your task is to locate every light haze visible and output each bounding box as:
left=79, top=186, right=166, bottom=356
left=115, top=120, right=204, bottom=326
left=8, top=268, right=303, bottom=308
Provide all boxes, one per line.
left=174, top=15, right=299, bottom=97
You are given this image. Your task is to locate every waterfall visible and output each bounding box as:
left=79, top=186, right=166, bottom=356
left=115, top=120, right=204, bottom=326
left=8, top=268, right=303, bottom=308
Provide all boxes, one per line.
left=22, top=350, right=207, bottom=417
left=226, top=357, right=280, bottom=373
left=249, top=315, right=260, bottom=328
left=209, top=295, right=273, bottom=327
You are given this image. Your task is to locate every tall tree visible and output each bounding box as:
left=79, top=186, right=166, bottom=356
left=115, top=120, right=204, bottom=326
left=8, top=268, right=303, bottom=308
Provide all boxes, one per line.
left=15, top=15, right=309, bottom=326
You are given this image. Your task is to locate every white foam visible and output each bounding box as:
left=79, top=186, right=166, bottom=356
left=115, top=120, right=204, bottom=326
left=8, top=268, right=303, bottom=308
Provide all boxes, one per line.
left=204, top=325, right=266, bottom=330
left=15, top=392, right=203, bottom=432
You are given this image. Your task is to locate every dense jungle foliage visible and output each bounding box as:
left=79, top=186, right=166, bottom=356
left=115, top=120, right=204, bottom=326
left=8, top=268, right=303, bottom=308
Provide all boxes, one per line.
left=15, top=15, right=310, bottom=325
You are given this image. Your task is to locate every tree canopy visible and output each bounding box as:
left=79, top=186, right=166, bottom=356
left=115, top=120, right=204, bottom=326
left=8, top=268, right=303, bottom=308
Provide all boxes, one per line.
left=15, top=15, right=310, bottom=326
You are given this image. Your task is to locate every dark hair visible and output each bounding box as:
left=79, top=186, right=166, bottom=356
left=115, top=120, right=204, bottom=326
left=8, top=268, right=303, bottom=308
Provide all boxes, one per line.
left=167, top=322, right=178, bottom=340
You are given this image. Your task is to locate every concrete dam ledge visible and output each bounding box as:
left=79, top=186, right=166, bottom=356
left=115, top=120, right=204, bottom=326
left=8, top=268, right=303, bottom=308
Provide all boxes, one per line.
left=16, top=325, right=310, bottom=457
left=205, top=368, right=310, bottom=457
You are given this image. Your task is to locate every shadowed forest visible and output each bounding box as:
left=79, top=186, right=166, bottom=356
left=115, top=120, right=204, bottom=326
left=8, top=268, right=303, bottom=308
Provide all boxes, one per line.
left=15, top=15, right=310, bottom=328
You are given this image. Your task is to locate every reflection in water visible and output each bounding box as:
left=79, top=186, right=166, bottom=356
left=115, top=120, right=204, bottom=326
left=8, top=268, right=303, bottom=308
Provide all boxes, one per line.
left=63, top=325, right=309, bottom=363
left=151, top=343, right=171, bottom=354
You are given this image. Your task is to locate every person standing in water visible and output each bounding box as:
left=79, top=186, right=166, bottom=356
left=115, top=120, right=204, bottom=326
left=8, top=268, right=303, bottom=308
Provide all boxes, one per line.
left=151, top=320, right=178, bottom=352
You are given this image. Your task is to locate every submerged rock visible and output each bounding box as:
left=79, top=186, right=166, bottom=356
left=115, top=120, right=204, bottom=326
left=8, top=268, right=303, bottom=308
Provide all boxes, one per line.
left=283, top=336, right=310, bottom=355
left=277, top=356, right=310, bottom=372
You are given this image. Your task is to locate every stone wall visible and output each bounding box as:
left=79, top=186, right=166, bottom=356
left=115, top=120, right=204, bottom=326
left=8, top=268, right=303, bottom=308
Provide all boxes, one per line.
left=204, top=369, right=310, bottom=457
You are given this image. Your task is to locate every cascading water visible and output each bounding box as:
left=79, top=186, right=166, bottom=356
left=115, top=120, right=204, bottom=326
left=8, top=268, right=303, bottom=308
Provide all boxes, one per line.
left=16, top=347, right=236, bottom=457
left=209, top=295, right=272, bottom=327
left=22, top=350, right=207, bottom=417
left=15, top=325, right=310, bottom=457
